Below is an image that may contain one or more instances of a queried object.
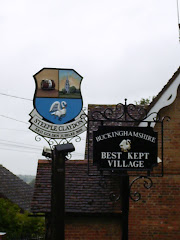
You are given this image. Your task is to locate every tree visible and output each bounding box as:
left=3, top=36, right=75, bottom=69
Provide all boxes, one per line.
left=0, top=198, right=45, bottom=239
left=69, top=86, right=77, bottom=93
left=135, top=96, right=155, bottom=107
left=62, top=88, right=67, bottom=94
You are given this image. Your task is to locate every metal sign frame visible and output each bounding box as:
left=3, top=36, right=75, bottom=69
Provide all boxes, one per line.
left=87, top=99, right=170, bottom=178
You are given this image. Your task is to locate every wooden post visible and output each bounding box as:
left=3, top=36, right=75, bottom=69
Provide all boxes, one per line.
left=51, top=147, right=65, bottom=240
left=50, top=143, right=75, bottom=240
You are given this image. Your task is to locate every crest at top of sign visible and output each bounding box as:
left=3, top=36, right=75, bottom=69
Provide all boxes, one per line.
left=33, top=68, right=83, bottom=124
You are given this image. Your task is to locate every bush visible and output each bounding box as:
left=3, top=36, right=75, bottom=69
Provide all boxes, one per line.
left=69, top=86, right=77, bottom=93
left=0, top=198, right=45, bottom=239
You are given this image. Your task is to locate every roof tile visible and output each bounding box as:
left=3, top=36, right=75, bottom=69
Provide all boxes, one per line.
left=31, top=160, right=122, bottom=214
left=0, top=165, right=33, bottom=211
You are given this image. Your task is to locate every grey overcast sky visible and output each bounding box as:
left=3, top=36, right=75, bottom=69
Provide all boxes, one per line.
left=0, top=0, right=180, bottom=175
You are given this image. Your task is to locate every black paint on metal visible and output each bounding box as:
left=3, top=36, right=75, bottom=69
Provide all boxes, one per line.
left=121, top=172, right=129, bottom=240
left=88, top=99, right=170, bottom=240
left=51, top=148, right=65, bottom=239
left=88, top=99, right=168, bottom=177
left=51, top=143, right=75, bottom=240
left=93, top=126, right=158, bottom=171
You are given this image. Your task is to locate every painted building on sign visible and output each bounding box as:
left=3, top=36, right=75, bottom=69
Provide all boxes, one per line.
left=65, top=75, right=70, bottom=93
left=31, top=67, right=180, bottom=239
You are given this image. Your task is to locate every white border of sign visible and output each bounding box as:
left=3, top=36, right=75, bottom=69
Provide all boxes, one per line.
left=29, top=109, right=87, bottom=139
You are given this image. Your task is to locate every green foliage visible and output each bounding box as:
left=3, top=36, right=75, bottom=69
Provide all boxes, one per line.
left=0, top=198, right=45, bottom=239
left=135, top=96, right=155, bottom=107
left=61, top=86, right=77, bottom=94
left=69, top=86, right=77, bottom=93
left=62, top=88, right=67, bottom=94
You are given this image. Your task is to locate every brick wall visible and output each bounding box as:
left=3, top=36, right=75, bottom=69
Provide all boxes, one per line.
left=65, top=216, right=122, bottom=240
left=129, top=86, right=180, bottom=239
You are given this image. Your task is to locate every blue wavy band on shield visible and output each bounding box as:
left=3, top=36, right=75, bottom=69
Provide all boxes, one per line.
left=35, top=98, right=82, bottom=124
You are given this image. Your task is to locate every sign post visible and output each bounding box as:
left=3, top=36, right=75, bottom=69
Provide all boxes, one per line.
left=51, top=148, right=65, bottom=239
left=88, top=100, right=166, bottom=240
left=51, top=144, right=75, bottom=240
left=121, top=173, right=129, bottom=240
left=93, top=126, right=158, bottom=240
left=29, top=68, right=86, bottom=240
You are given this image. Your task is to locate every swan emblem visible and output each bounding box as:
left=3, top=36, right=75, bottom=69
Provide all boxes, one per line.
left=119, top=139, right=131, bottom=152
left=49, top=101, right=67, bottom=120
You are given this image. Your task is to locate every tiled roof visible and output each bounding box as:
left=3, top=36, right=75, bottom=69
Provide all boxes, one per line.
left=0, top=165, right=33, bottom=211
left=31, top=160, right=122, bottom=214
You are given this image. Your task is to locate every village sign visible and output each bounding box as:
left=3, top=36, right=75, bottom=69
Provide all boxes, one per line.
left=93, top=126, right=158, bottom=171
left=29, top=68, right=86, bottom=139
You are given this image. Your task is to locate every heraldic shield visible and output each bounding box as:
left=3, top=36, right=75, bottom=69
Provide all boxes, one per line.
left=33, top=68, right=83, bottom=124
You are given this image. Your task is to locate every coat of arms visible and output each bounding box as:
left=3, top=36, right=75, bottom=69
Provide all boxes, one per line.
left=34, top=68, right=83, bottom=124
left=29, top=68, right=86, bottom=139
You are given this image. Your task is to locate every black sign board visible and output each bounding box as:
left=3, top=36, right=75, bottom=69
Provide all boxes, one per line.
left=93, top=126, right=158, bottom=171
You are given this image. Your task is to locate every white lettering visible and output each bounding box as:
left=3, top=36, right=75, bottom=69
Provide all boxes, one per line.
left=128, top=152, right=150, bottom=160
left=107, top=160, right=145, bottom=168
left=108, top=160, right=113, bottom=167
left=144, top=153, right=150, bottom=159
left=101, top=152, right=122, bottom=160
left=139, top=161, right=144, bottom=167
left=95, top=130, right=156, bottom=143
left=101, top=152, right=107, bottom=159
